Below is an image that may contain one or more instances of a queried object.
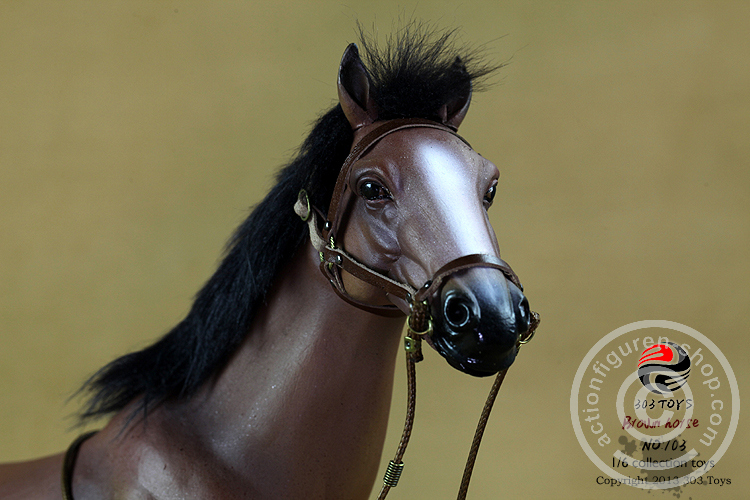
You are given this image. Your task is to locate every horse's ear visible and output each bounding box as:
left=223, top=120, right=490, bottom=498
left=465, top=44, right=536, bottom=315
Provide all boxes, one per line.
left=442, top=88, right=472, bottom=129
left=338, top=43, right=378, bottom=130
left=440, top=57, right=472, bottom=130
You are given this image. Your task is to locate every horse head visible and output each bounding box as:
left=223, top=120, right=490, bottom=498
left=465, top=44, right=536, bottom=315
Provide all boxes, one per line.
left=301, top=44, right=538, bottom=377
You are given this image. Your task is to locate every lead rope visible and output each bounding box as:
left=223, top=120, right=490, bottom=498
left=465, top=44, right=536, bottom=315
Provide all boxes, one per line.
left=377, top=312, right=426, bottom=500
left=456, top=369, right=508, bottom=500
left=377, top=349, right=507, bottom=500
left=378, top=308, right=540, bottom=500
left=455, top=312, right=538, bottom=499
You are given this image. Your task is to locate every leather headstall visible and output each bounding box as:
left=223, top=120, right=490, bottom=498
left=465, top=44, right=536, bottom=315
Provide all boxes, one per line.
left=294, top=117, right=538, bottom=339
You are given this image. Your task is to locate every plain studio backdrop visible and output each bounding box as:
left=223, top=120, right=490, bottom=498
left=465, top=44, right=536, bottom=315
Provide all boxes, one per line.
left=1, top=2, right=748, bottom=499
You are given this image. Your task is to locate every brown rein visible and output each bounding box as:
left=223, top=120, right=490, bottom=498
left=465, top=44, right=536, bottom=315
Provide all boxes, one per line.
left=375, top=311, right=538, bottom=500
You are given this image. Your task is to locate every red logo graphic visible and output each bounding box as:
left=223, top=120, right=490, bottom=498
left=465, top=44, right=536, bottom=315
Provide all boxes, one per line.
left=637, top=342, right=691, bottom=395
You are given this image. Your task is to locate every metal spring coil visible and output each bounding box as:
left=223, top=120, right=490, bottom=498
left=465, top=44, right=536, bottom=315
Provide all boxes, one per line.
left=383, top=460, right=405, bottom=487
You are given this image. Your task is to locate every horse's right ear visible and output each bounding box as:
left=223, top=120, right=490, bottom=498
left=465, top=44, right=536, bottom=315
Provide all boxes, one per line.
left=338, top=43, right=378, bottom=130
left=440, top=57, right=472, bottom=130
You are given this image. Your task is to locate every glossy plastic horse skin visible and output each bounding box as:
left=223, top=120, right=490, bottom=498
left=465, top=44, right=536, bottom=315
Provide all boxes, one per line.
left=0, top=27, right=536, bottom=500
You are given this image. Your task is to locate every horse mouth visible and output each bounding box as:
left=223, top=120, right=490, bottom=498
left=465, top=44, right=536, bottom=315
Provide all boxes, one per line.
left=428, top=332, right=519, bottom=377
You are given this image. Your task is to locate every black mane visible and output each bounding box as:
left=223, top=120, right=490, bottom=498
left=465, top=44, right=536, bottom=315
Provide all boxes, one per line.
left=79, top=23, right=499, bottom=421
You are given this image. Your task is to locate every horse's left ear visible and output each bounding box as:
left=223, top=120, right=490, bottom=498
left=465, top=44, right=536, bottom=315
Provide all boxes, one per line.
left=338, top=43, right=378, bottom=130
left=440, top=57, right=472, bottom=130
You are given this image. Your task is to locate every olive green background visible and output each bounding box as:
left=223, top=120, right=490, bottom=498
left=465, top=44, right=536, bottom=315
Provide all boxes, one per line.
left=1, top=2, right=748, bottom=499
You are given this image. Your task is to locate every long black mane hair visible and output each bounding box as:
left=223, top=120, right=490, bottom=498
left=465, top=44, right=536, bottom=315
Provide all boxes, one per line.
left=79, top=23, right=499, bottom=422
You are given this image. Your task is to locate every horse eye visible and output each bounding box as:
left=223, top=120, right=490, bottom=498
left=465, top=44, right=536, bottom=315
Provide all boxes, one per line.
left=483, top=185, right=497, bottom=207
left=359, top=181, right=391, bottom=201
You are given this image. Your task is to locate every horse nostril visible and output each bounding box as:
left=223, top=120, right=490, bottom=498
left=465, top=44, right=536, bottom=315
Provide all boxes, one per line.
left=519, top=296, right=529, bottom=320
left=444, top=294, right=473, bottom=330
left=517, top=295, right=531, bottom=331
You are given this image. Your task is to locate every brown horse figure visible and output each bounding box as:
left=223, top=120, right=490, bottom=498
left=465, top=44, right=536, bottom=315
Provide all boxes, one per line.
left=0, top=27, right=537, bottom=499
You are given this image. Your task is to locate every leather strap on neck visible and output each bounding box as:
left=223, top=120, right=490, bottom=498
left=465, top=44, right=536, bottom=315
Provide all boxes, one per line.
left=61, top=431, right=97, bottom=500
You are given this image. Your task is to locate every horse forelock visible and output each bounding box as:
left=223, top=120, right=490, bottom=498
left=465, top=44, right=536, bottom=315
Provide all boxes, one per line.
left=356, top=21, right=502, bottom=122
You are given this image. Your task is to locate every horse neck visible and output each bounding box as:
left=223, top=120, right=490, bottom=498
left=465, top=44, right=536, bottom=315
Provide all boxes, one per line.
left=174, top=241, right=407, bottom=497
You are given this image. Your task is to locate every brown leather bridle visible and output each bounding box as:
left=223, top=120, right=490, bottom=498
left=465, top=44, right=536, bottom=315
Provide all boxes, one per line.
left=295, top=117, right=539, bottom=499
left=296, top=118, right=532, bottom=316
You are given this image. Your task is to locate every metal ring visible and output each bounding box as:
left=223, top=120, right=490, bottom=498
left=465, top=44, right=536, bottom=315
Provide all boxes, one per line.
left=518, top=311, right=540, bottom=344
left=407, top=317, right=433, bottom=338
left=518, top=328, right=536, bottom=344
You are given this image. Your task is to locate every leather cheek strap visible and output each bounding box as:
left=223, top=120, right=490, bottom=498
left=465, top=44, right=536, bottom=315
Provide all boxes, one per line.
left=296, top=189, right=412, bottom=316
left=319, top=244, right=416, bottom=317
